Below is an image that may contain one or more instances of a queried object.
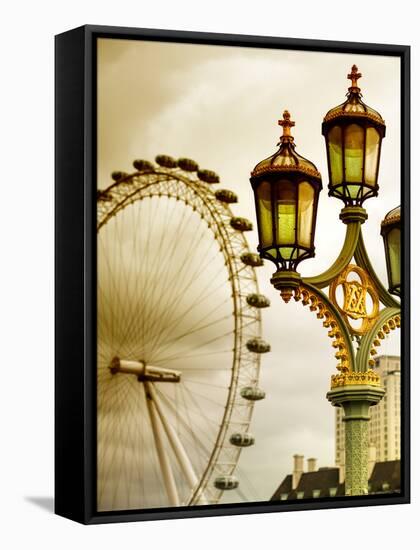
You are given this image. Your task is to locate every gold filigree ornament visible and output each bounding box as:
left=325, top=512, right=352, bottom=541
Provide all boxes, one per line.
left=294, top=286, right=351, bottom=373
left=329, top=264, right=379, bottom=336
left=331, top=369, right=380, bottom=388
left=367, top=313, right=401, bottom=367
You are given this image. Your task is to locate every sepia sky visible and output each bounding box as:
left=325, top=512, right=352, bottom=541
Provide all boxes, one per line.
left=97, top=38, right=401, bottom=504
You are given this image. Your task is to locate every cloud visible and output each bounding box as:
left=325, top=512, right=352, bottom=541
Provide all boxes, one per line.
left=97, top=38, right=401, bottom=510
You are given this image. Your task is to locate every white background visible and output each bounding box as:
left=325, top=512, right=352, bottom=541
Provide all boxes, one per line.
left=0, top=1, right=418, bottom=548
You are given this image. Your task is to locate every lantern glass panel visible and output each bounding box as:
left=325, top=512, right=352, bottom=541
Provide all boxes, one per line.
left=298, top=181, right=314, bottom=248
left=364, top=127, right=380, bottom=186
left=276, top=180, right=296, bottom=247
left=282, top=247, right=296, bottom=259
left=344, top=123, right=364, bottom=185
left=256, top=180, right=273, bottom=249
left=327, top=125, right=343, bottom=185
left=388, top=227, right=400, bottom=289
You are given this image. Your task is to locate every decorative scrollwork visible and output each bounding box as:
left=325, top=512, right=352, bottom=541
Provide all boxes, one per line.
left=330, top=264, right=380, bottom=336
left=331, top=370, right=380, bottom=388
left=294, top=285, right=352, bottom=373
left=250, top=163, right=322, bottom=180
left=323, top=108, right=385, bottom=126
left=355, top=306, right=400, bottom=374
left=366, top=313, right=401, bottom=367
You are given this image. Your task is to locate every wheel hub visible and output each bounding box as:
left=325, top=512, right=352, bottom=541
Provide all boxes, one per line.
left=109, top=357, right=181, bottom=383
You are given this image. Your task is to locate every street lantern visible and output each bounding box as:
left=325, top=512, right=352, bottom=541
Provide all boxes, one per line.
left=250, top=111, right=322, bottom=291
left=322, top=65, right=386, bottom=206
left=381, top=206, right=401, bottom=296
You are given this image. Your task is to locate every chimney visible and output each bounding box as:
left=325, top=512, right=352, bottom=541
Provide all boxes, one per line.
left=292, top=454, right=304, bottom=489
left=307, top=457, right=317, bottom=473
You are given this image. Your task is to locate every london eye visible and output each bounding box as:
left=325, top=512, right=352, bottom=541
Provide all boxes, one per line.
left=97, top=155, right=270, bottom=511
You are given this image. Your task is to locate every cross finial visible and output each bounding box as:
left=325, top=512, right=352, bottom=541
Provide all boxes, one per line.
left=347, top=64, right=362, bottom=89
left=278, top=110, right=295, bottom=141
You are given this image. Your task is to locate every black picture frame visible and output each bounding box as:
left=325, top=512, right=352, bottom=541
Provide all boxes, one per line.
left=55, top=24, right=410, bottom=525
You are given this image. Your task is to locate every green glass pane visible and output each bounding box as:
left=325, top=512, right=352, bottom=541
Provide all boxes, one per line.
left=388, top=227, right=400, bottom=289
left=347, top=184, right=360, bottom=199
left=281, top=247, right=295, bottom=260
left=298, top=181, right=314, bottom=248
left=264, top=247, right=278, bottom=262
left=276, top=180, right=296, bottom=246
left=344, top=123, right=364, bottom=183
left=328, top=126, right=343, bottom=185
left=365, top=127, right=380, bottom=186
left=256, top=180, right=273, bottom=248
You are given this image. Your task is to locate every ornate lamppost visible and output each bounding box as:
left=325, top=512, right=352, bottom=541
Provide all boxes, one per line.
left=250, top=66, right=401, bottom=496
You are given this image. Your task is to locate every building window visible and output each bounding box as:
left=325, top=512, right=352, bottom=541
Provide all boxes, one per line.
left=280, top=493, right=288, bottom=501
left=329, top=487, right=337, bottom=497
left=297, top=492, right=304, bottom=499
left=312, top=489, right=321, bottom=498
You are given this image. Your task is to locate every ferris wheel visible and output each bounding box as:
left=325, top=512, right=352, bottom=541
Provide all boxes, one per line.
left=97, top=155, right=271, bottom=511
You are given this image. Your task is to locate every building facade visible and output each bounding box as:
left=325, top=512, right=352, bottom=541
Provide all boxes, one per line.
left=271, top=455, right=400, bottom=501
left=335, top=355, right=401, bottom=477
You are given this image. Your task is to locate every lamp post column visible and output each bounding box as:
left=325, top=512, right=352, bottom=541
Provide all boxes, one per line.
left=327, top=383, right=385, bottom=495
left=249, top=66, right=398, bottom=498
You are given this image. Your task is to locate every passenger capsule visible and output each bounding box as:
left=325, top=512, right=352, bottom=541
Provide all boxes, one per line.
left=97, top=190, right=113, bottom=202
left=240, top=386, right=266, bottom=401
left=155, top=154, right=177, bottom=168
left=230, top=217, right=253, bottom=231
left=246, top=293, right=271, bottom=308
left=240, top=252, right=264, bottom=267
left=177, top=158, right=199, bottom=172
left=215, top=189, right=238, bottom=203
left=229, top=432, right=255, bottom=447
left=246, top=337, right=271, bottom=353
left=111, top=171, right=129, bottom=181
left=197, top=169, right=220, bottom=183
left=214, top=475, right=239, bottom=490
left=133, top=159, right=154, bottom=171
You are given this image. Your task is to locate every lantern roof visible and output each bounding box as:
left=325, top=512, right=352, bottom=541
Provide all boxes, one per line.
left=381, top=205, right=401, bottom=228
left=323, top=65, right=386, bottom=131
left=251, top=110, right=322, bottom=181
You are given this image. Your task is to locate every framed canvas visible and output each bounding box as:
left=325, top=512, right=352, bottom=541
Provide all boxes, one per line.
left=55, top=25, right=410, bottom=524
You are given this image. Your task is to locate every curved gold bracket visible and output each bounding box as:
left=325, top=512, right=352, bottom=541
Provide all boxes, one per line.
left=294, top=283, right=355, bottom=374
left=365, top=313, right=401, bottom=368
left=356, top=307, right=401, bottom=372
